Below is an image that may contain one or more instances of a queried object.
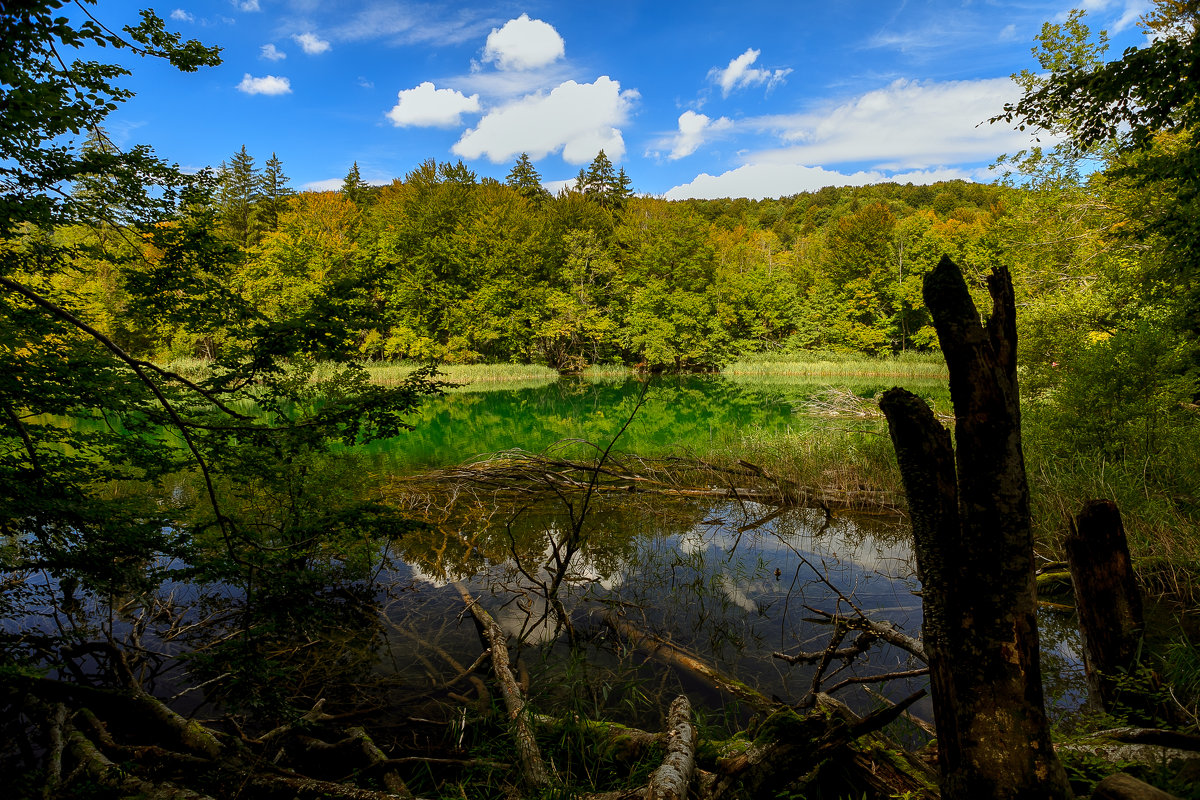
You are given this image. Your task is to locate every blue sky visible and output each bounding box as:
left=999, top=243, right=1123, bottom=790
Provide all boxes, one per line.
left=94, top=0, right=1151, bottom=199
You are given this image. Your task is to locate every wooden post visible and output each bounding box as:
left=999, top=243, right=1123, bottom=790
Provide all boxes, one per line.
left=879, top=256, right=1074, bottom=800
left=1066, top=500, right=1146, bottom=714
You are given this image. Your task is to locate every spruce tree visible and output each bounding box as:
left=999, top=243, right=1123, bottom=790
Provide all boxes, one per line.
left=576, top=150, right=627, bottom=208
left=217, top=144, right=261, bottom=246
left=341, top=161, right=370, bottom=205
left=506, top=152, right=548, bottom=202
left=258, top=152, right=295, bottom=232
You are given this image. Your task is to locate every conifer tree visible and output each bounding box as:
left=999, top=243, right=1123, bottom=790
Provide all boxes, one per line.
left=258, top=152, right=295, bottom=232
left=506, top=152, right=548, bottom=202
left=217, top=144, right=261, bottom=246
left=341, top=161, right=370, bottom=205
left=575, top=150, right=629, bottom=208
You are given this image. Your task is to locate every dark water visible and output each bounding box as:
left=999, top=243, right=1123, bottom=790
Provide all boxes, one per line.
left=11, top=374, right=1091, bottom=733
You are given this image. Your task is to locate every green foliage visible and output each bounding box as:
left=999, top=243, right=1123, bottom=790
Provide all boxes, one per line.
left=0, top=3, right=443, bottom=734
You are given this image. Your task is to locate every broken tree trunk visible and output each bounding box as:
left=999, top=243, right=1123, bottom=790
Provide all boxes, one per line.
left=878, top=256, right=1073, bottom=800
left=1065, top=499, right=1146, bottom=715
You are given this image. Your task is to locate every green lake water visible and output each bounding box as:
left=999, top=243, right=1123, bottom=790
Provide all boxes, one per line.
left=362, top=374, right=948, bottom=471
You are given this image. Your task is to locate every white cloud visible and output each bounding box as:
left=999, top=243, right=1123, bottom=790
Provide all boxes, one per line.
left=482, top=14, right=565, bottom=71
left=665, top=111, right=733, bottom=160
left=709, top=49, right=792, bottom=97
left=754, top=77, right=1053, bottom=170
left=452, top=76, right=637, bottom=164
left=237, top=73, right=292, bottom=95
left=665, top=164, right=977, bottom=201
left=663, top=76, right=1057, bottom=200
left=386, top=82, right=481, bottom=128
left=302, top=178, right=346, bottom=192
left=260, top=43, right=286, bottom=61
left=451, top=63, right=572, bottom=101
left=170, top=9, right=193, bottom=22
left=293, top=32, right=331, bottom=55
left=233, top=0, right=260, bottom=10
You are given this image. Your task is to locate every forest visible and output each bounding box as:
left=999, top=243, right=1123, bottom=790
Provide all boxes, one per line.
left=2, top=2, right=1200, bottom=799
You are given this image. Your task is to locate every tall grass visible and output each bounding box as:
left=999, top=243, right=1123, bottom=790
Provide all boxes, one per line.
left=1023, top=429, right=1200, bottom=600
left=721, top=351, right=947, bottom=380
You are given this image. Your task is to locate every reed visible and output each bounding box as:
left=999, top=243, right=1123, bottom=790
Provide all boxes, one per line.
left=721, top=352, right=947, bottom=380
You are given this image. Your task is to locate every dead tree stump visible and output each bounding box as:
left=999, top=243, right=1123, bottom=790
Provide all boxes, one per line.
left=1066, top=500, right=1146, bottom=715
left=879, top=255, right=1074, bottom=800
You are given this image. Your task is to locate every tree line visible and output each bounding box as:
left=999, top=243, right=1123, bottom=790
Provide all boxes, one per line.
left=64, top=144, right=1016, bottom=371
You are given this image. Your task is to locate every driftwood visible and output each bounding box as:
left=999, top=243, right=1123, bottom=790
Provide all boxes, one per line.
left=646, top=695, right=697, bottom=800
left=595, top=608, right=776, bottom=712
left=455, top=582, right=555, bottom=789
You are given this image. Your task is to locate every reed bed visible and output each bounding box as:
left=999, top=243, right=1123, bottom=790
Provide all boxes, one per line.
left=721, top=352, right=947, bottom=380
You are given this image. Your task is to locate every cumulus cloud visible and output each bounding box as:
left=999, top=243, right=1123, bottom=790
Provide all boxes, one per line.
left=482, top=14, right=565, bottom=71
left=237, top=73, right=292, bottom=95
left=386, top=82, right=481, bottom=128
left=663, top=76, right=1055, bottom=200
left=665, top=164, right=976, bottom=201
left=260, top=43, right=286, bottom=61
left=170, top=9, right=193, bottom=22
left=709, top=49, right=791, bottom=97
left=233, top=0, right=260, bottom=10
left=293, top=32, right=331, bottom=55
left=452, top=76, right=637, bottom=164
left=665, top=111, right=733, bottom=160
left=756, top=77, right=1051, bottom=169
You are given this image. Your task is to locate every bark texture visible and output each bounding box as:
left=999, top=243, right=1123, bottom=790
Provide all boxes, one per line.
left=1066, top=499, right=1145, bottom=713
left=878, top=255, right=1073, bottom=800
left=645, top=695, right=696, bottom=800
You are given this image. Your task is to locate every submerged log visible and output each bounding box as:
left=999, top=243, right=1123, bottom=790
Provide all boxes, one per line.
left=1065, top=500, right=1146, bottom=714
left=879, top=256, right=1073, bottom=800
left=595, top=609, right=774, bottom=712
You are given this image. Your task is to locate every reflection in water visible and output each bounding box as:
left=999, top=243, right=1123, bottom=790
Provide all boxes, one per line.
left=358, top=375, right=945, bottom=469
left=380, top=491, right=929, bottom=724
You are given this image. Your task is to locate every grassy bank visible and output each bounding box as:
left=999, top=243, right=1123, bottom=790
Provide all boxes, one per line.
left=721, top=350, right=948, bottom=380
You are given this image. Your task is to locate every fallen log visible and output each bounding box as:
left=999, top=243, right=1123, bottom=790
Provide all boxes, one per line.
left=456, top=582, right=555, bottom=789
left=646, top=695, right=696, bottom=800
left=1092, top=773, right=1182, bottom=800
left=595, top=608, right=775, bottom=713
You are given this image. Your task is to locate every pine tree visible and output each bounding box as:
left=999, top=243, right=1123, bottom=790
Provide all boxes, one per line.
left=258, top=152, right=295, bottom=232
left=341, top=161, right=370, bottom=205
left=216, top=144, right=261, bottom=246
left=506, top=152, right=548, bottom=202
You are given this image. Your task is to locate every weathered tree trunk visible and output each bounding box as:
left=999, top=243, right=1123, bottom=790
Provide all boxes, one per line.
left=878, top=255, right=1073, bottom=800
left=1065, top=499, right=1145, bottom=713
left=646, top=695, right=696, bottom=800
